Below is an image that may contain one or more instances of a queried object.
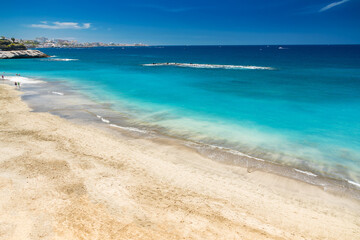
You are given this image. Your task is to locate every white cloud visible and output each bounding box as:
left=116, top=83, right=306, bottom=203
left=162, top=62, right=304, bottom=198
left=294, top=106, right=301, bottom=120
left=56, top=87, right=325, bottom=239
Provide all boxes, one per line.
left=30, top=21, right=91, bottom=29
left=319, top=0, right=350, bottom=12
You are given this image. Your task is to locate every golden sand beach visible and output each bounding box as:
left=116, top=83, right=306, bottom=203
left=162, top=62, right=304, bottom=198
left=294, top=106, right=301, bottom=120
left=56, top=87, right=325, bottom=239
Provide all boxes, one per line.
left=0, top=84, right=359, bottom=239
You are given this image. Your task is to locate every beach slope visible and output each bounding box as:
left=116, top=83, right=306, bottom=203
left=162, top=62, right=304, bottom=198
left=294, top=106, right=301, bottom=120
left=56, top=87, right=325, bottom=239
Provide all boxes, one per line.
left=0, top=84, right=359, bottom=240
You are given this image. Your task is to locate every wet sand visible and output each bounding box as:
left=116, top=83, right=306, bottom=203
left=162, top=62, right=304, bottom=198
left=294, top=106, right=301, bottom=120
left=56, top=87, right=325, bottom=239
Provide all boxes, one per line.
left=0, top=84, right=359, bottom=240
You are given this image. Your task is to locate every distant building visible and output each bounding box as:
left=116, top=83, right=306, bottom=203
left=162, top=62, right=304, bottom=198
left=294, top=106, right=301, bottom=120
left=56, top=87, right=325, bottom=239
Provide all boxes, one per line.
left=22, top=36, right=148, bottom=48
left=35, top=37, right=48, bottom=43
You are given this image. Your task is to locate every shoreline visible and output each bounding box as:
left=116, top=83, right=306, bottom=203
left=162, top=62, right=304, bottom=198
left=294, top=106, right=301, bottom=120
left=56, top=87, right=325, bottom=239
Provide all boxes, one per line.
left=1, top=82, right=360, bottom=239
left=5, top=75, right=360, bottom=200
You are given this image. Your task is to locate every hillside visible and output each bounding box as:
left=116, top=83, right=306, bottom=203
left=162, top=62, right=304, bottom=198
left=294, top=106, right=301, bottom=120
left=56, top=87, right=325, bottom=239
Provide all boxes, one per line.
left=0, top=37, right=27, bottom=51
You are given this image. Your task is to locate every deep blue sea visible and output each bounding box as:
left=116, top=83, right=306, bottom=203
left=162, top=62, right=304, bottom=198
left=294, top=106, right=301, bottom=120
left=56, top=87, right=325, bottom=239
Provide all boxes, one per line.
left=1, top=45, right=360, bottom=188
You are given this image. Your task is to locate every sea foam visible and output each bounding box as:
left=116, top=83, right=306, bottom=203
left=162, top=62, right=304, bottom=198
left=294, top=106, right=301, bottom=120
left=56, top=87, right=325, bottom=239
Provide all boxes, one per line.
left=44, top=58, right=79, bottom=62
left=143, top=63, right=274, bottom=70
left=96, top=113, right=147, bottom=133
left=101, top=118, right=110, bottom=123
left=5, top=76, right=43, bottom=84
left=294, top=168, right=317, bottom=177
left=110, top=124, right=147, bottom=133
left=96, top=114, right=110, bottom=123
left=348, top=180, right=360, bottom=188
left=51, top=91, right=64, bottom=96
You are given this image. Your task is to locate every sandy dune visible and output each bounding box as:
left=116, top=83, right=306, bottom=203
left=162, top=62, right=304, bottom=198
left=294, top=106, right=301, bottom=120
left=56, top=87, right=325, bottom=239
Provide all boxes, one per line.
left=0, top=84, right=359, bottom=240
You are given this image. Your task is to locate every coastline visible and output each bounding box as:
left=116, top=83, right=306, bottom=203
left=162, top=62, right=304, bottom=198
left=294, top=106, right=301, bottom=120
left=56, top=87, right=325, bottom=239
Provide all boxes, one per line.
left=3, top=45, right=359, bottom=192
left=1, top=83, right=360, bottom=239
left=10, top=75, right=360, bottom=199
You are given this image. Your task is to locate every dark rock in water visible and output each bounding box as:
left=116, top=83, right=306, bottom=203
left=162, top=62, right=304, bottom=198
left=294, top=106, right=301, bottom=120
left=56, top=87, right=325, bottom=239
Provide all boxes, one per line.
left=0, top=50, right=49, bottom=59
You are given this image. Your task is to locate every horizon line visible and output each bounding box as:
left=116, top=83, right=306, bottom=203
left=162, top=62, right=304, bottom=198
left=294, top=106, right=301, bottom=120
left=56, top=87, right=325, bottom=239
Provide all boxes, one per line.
left=32, top=43, right=360, bottom=47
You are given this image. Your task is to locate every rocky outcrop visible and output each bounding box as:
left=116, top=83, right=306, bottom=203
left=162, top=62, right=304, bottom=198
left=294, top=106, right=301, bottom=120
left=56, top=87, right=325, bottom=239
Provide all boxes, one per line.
left=0, top=50, right=49, bottom=59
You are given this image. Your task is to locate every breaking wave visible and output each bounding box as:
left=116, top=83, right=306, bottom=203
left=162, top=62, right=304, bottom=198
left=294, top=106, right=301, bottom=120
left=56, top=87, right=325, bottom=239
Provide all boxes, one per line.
left=95, top=114, right=147, bottom=133
left=51, top=91, right=64, bottom=96
left=43, top=58, right=79, bottom=62
left=5, top=76, right=43, bottom=84
left=143, top=63, right=274, bottom=70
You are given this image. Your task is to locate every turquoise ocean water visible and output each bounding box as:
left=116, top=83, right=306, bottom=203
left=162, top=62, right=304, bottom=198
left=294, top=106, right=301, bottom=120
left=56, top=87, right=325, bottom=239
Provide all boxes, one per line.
left=1, top=45, right=360, bottom=191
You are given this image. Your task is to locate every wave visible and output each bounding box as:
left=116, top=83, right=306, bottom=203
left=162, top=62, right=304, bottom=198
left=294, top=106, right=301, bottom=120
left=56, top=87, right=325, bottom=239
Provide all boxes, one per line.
left=5, top=76, right=43, bottom=84
left=206, top=144, right=266, bottom=162
left=187, top=142, right=324, bottom=181
left=143, top=63, right=274, bottom=70
left=95, top=114, right=147, bottom=133
left=294, top=168, right=317, bottom=177
left=101, top=118, right=110, bottom=123
left=51, top=91, right=64, bottom=96
left=96, top=115, right=110, bottom=123
left=348, top=180, right=360, bottom=188
left=109, top=124, right=147, bottom=133
left=43, top=58, right=79, bottom=62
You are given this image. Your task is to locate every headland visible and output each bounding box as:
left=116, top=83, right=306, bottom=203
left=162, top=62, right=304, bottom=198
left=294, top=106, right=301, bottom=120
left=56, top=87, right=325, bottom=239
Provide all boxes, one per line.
left=0, top=50, right=49, bottom=59
left=0, top=37, right=48, bottom=59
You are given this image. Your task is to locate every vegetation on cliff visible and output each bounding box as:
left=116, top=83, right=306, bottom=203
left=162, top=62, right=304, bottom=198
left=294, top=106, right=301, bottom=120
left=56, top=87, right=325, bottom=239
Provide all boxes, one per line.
left=0, top=36, right=27, bottom=51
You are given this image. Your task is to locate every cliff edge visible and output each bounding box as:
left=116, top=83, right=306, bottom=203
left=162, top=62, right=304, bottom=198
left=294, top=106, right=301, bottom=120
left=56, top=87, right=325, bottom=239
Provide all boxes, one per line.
left=0, top=50, right=49, bottom=59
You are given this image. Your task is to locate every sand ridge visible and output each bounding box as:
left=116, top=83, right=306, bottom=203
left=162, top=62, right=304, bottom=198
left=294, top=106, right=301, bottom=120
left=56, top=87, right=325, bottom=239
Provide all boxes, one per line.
left=0, top=84, right=359, bottom=240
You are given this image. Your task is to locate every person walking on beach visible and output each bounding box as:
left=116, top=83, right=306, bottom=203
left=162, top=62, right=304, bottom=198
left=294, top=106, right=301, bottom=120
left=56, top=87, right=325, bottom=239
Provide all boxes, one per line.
left=15, top=82, right=17, bottom=87
left=18, top=82, right=21, bottom=88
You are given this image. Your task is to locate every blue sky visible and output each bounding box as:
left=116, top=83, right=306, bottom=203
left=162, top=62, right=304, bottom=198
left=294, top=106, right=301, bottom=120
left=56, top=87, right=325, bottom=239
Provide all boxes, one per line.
left=1, top=0, right=359, bottom=45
